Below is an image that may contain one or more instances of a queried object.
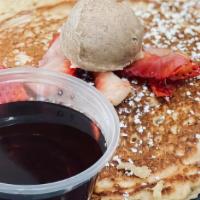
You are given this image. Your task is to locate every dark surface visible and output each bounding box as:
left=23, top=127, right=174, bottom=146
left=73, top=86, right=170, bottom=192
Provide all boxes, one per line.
left=0, top=101, right=106, bottom=200
left=0, top=122, right=102, bottom=184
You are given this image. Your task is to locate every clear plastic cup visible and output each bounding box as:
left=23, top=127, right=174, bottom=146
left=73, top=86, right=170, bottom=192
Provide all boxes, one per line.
left=0, top=67, right=120, bottom=200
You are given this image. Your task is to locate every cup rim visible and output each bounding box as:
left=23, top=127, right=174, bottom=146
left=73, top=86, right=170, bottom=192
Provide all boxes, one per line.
left=0, top=67, right=120, bottom=196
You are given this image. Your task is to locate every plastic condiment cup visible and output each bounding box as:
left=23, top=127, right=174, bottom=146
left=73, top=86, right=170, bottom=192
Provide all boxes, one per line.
left=0, top=67, right=120, bottom=200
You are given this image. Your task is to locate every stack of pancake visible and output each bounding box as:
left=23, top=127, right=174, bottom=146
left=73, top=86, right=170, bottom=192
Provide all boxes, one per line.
left=0, top=1, right=199, bottom=199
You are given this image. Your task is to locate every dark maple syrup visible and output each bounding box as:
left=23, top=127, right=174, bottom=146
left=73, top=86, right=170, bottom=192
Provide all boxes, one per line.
left=0, top=101, right=106, bottom=200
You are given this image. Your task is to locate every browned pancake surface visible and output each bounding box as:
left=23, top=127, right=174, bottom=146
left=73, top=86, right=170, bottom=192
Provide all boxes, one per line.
left=93, top=1, right=200, bottom=200
left=0, top=1, right=200, bottom=200
left=0, top=1, right=75, bottom=67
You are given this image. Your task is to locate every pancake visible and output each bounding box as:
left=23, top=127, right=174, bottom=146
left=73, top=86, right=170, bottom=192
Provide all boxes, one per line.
left=0, top=1, right=200, bottom=200
left=93, top=1, right=200, bottom=200
left=0, top=0, right=75, bottom=67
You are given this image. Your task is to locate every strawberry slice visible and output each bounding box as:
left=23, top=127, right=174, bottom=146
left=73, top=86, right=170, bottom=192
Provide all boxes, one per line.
left=0, top=83, right=28, bottom=104
left=149, top=80, right=175, bottom=97
left=49, top=33, right=60, bottom=48
left=40, top=32, right=77, bottom=76
left=0, top=65, right=5, bottom=69
left=170, top=62, right=200, bottom=80
left=122, top=48, right=200, bottom=97
left=95, top=72, right=131, bottom=106
left=0, top=66, right=28, bottom=104
left=123, top=52, right=190, bottom=80
left=63, top=59, right=77, bottom=76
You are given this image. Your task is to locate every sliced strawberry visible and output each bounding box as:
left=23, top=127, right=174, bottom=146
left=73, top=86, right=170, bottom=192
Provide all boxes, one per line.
left=0, top=83, right=28, bottom=104
left=0, top=65, right=5, bottom=69
left=39, top=33, right=65, bottom=67
left=123, top=51, right=189, bottom=80
left=170, top=62, right=200, bottom=80
left=49, top=33, right=60, bottom=48
left=149, top=80, right=175, bottom=97
left=39, top=33, right=77, bottom=76
left=63, top=60, right=77, bottom=76
left=122, top=47, right=200, bottom=97
left=95, top=72, right=131, bottom=106
left=0, top=66, right=28, bottom=103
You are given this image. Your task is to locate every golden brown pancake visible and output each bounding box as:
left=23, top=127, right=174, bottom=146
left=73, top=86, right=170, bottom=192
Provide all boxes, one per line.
left=93, top=1, right=200, bottom=200
left=0, top=0, right=75, bottom=67
left=0, top=1, right=200, bottom=200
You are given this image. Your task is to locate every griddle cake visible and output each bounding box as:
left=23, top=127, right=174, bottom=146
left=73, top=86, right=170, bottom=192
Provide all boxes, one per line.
left=0, top=0, right=75, bottom=67
left=0, top=1, right=200, bottom=200
left=93, top=1, right=200, bottom=200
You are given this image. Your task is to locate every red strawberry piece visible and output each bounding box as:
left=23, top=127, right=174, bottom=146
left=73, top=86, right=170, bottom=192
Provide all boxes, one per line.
left=63, top=60, right=77, bottom=76
left=149, top=80, right=175, bottom=97
left=170, top=62, right=200, bottom=80
left=122, top=47, right=200, bottom=97
left=49, top=33, right=60, bottom=48
left=0, top=83, right=28, bottom=104
left=123, top=51, right=190, bottom=80
left=0, top=65, right=5, bottom=69
left=40, top=33, right=77, bottom=77
left=95, top=72, right=131, bottom=106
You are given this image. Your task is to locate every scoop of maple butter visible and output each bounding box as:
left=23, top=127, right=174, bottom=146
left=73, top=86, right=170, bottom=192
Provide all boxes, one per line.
left=61, top=0, right=144, bottom=72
